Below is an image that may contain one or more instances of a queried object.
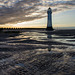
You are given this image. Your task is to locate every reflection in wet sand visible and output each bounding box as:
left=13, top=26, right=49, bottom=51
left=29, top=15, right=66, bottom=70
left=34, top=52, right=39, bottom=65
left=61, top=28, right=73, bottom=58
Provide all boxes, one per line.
left=0, top=30, right=75, bottom=75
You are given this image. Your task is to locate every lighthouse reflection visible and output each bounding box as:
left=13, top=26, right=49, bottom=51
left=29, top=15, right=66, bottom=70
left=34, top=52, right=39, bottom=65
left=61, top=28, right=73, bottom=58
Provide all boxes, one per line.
left=47, top=33, right=52, bottom=52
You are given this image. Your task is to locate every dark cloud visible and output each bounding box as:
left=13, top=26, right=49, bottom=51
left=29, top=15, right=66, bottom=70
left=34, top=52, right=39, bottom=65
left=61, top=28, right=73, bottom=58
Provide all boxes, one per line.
left=0, top=0, right=75, bottom=25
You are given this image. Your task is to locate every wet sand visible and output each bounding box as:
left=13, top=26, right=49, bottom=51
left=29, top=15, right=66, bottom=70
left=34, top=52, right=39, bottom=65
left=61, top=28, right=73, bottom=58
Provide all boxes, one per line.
left=0, top=29, right=75, bottom=75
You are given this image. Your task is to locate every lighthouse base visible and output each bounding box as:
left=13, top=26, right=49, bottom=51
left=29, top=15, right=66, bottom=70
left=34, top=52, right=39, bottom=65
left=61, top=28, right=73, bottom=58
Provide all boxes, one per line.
left=46, top=27, right=53, bottom=31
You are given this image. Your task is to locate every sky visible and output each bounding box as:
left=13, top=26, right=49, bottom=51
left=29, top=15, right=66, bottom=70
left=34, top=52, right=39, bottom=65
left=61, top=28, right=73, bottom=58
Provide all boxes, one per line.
left=0, top=0, right=75, bottom=28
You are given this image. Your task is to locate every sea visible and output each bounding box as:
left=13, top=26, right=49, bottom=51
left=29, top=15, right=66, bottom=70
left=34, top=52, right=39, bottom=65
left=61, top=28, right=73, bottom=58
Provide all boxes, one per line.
left=0, top=29, right=75, bottom=75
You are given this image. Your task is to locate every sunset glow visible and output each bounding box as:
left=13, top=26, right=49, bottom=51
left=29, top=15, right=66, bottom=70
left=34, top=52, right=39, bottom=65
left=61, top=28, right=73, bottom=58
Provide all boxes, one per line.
left=0, top=0, right=75, bottom=28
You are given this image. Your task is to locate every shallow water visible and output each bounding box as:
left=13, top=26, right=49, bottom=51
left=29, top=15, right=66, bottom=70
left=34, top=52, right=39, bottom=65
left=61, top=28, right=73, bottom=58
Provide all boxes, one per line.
left=0, top=30, right=75, bottom=75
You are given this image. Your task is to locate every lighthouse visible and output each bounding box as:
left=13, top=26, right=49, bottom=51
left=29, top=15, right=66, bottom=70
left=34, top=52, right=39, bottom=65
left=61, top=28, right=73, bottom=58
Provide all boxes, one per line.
left=46, top=7, right=53, bottom=30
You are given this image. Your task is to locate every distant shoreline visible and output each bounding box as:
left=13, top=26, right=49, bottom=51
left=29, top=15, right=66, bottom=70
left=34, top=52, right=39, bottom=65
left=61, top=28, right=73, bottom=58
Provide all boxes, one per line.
left=0, top=28, right=75, bottom=36
left=0, top=26, right=75, bottom=30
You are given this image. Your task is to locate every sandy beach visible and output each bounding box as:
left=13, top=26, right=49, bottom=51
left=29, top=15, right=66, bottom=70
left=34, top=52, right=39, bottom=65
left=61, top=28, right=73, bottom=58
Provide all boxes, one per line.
left=0, top=29, right=75, bottom=75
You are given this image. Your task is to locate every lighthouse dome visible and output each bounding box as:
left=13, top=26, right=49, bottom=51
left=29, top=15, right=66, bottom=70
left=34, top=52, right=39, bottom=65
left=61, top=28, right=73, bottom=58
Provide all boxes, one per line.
left=47, top=7, right=52, bottom=14
left=48, top=7, right=52, bottom=11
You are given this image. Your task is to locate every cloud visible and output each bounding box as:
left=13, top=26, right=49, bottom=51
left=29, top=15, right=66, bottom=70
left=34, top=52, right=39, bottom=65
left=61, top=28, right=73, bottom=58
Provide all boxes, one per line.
left=0, top=0, right=75, bottom=25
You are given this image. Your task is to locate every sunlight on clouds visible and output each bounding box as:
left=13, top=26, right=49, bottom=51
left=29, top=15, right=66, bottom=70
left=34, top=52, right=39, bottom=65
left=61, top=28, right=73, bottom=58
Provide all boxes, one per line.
left=0, top=0, right=75, bottom=28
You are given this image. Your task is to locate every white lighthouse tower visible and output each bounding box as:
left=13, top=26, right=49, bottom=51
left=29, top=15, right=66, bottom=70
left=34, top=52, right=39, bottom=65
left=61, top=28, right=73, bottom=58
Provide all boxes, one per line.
left=46, top=7, right=53, bottom=30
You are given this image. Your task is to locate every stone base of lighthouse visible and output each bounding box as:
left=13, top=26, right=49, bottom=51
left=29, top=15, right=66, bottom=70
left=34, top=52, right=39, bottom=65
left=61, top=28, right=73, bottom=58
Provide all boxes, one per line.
left=46, top=26, right=53, bottom=30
